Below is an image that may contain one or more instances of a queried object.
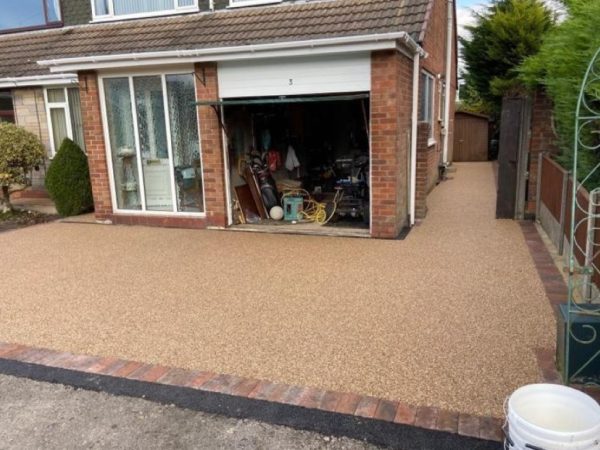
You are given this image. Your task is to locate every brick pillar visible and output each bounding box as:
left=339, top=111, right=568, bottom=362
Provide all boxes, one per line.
left=370, top=50, right=412, bottom=238
left=415, top=123, right=430, bottom=218
left=527, top=89, right=559, bottom=216
left=78, top=71, right=112, bottom=220
left=195, top=63, right=227, bottom=227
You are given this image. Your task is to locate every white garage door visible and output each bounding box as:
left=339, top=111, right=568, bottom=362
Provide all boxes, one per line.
left=218, top=53, right=371, bottom=98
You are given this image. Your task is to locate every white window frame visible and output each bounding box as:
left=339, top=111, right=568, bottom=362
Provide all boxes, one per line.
left=91, top=0, right=198, bottom=22
left=44, top=86, right=75, bottom=157
left=420, top=71, right=436, bottom=146
left=228, top=0, right=282, bottom=8
left=98, top=68, right=206, bottom=218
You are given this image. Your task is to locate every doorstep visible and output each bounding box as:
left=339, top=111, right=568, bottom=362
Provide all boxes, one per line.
left=0, top=341, right=502, bottom=449
left=223, top=223, right=371, bottom=239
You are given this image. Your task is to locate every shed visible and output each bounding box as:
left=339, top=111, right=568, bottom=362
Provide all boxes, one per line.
left=453, top=111, right=490, bottom=162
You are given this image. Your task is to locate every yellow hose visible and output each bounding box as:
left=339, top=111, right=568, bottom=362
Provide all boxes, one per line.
left=281, top=188, right=342, bottom=225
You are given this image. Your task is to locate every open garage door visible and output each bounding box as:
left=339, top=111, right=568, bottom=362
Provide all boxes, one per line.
left=218, top=53, right=371, bottom=98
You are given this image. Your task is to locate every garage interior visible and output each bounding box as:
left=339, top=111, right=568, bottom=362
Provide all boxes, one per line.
left=222, top=94, right=371, bottom=237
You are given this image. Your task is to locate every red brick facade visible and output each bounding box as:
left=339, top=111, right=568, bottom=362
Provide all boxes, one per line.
left=420, top=0, right=457, bottom=166
left=194, top=62, right=227, bottom=228
left=79, top=1, right=456, bottom=238
left=526, top=89, right=559, bottom=215
left=370, top=50, right=413, bottom=238
left=79, top=71, right=112, bottom=221
left=415, top=123, right=434, bottom=218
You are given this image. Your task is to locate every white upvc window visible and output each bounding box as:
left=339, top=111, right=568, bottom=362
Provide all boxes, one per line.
left=44, top=87, right=86, bottom=157
left=99, top=71, right=205, bottom=216
left=419, top=71, right=435, bottom=145
left=228, top=0, right=282, bottom=8
left=91, top=0, right=197, bottom=21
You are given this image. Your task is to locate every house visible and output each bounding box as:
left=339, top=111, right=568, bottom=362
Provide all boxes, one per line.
left=0, top=0, right=457, bottom=239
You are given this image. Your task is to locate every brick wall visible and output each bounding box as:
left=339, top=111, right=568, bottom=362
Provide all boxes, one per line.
left=194, top=62, right=227, bottom=227
left=78, top=72, right=112, bottom=220
left=415, top=122, right=435, bottom=218
left=526, top=89, right=559, bottom=215
left=370, top=50, right=413, bottom=238
left=420, top=0, right=458, bottom=165
left=12, top=88, right=50, bottom=189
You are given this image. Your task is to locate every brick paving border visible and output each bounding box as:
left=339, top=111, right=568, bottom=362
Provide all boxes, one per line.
left=0, top=341, right=504, bottom=446
left=521, top=221, right=600, bottom=405
left=0, top=219, right=567, bottom=447
left=520, top=221, right=567, bottom=386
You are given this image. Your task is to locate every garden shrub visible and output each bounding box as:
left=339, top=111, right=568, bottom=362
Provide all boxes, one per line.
left=45, top=138, right=94, bottom=216
left=0, top=122, right=46, bottom=212
left=520, top=0, right=600, bottom=186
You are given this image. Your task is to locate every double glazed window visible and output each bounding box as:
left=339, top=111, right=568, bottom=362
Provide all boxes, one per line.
left=0, top=91, right=15, bottom=124
left=93, top=0, right=196, bottom=20
left=45, top=87, right=85, bottom=156
left=419, top=72, right=435, bottom=142
left=102, top=73, right=204, bottom=214
left=0, top=0, right=61, bottom=32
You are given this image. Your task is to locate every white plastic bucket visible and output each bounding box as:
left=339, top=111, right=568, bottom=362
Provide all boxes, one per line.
left=505, top=384, right=600, bottom=450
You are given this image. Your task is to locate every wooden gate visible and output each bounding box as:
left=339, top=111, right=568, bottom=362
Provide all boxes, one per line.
left=453, top=111, right=489, bottom=161
left=496, top=96, right=532, bottom=219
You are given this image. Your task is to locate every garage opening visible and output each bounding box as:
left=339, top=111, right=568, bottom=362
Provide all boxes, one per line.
left=221, top=93, right=371, bottom=237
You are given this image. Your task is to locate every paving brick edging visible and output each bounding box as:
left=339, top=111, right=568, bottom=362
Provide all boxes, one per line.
left=520, top=221, right=565, bottom=384
left=521, top=221, right=600, bottom=402
left=0, top=341, right=503, bottom=445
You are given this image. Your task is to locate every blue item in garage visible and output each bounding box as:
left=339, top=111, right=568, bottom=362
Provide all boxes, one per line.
left=283, top=196, right=303, bottom=221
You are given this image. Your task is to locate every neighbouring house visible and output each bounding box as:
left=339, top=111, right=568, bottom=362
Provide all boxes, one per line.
left=0, top=0, right=457, bottom=239
left=0, top=0, right=90, bottom=196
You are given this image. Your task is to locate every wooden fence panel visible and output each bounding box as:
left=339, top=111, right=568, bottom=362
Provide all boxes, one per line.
left=540, top=156, right=565, bottom=222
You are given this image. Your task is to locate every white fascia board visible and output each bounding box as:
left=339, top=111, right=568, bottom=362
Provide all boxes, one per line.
left=0, top=74, right=78, bottom=88
left=38, top=32, right=426, bottom=73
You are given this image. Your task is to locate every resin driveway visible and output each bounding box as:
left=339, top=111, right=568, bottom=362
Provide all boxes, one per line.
left=0, top=163, right=555, bottom=417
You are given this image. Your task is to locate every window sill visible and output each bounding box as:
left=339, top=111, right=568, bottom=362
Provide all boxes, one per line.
left=228, top=0, right=282, bottom=8
left=113, top=210, right=206, bottom=218
left=91, top=8, right=197, bottom=23
left=428, top=138, right=437, bottom=147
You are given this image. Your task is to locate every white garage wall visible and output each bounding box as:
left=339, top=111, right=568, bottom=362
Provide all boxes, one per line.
left=217, top=53, right=371, bottom=98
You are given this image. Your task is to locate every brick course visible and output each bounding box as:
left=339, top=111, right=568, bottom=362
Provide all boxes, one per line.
left=194, top=62, right=227, bottom=228
left=0, top=339, right=504, bottom=443
left=370, top=50, right=413, bottom=238
left=78, top=72, right=113, bottom=221
left=526, top=89, right=559, bottom=215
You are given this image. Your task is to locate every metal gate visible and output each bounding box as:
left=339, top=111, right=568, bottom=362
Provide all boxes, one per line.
left=564, top=48, right=600, bottom=384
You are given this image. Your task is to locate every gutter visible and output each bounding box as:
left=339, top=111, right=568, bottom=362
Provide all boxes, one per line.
left=442, top=0, right=454, bottom=164
left=410, top=51, right=421, bottom=227
left=38, top=32, right=426, bottom=72
left=0, top=73, right=78, bottom=89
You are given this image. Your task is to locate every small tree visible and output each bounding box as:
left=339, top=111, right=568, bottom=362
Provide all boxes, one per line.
left=520, top=0, right=600, bottom=187
left=0, top=123, right=46, bottom=213
left=461, top=0, right=555, bottom=116
left=45, top=138, right=94, bottom=217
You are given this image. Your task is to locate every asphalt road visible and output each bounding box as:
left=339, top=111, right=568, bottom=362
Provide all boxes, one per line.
left=0, top=374, right=375, bottom=450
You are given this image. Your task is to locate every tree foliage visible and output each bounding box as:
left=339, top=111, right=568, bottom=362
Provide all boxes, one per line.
left=45, top=138, right=94, bottom=217
left=460, top=0, right=555, bottom=116
left=0, top=123, right=46, bottom=212
left=521, top=0, right=600, bottom=185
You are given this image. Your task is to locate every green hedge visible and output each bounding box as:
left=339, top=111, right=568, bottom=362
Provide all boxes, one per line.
left=45, top=138, right=94, bottom=216
left=520, top=0, right=600, bottom=186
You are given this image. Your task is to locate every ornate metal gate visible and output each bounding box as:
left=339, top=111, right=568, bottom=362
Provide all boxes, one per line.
left=564, top=48, right=600, bottom=384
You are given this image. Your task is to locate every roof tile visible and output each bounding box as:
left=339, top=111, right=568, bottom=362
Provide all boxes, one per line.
left=0, top=0, right=430, bottom=79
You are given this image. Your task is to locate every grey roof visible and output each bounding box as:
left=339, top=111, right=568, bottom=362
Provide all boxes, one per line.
left=0, top=0, right=431, bottom=79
